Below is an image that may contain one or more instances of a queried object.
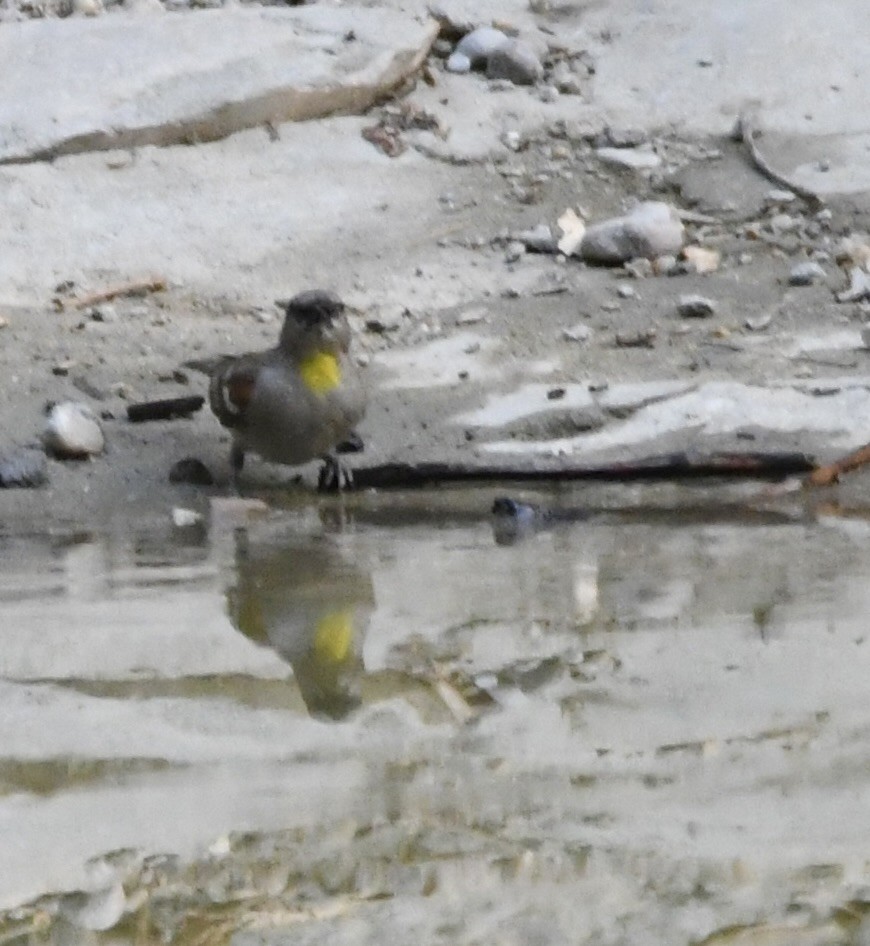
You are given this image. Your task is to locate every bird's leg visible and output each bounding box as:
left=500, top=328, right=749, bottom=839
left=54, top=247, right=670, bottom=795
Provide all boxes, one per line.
left=335, top=431, right=364, bottom=455
left=317, top=452, right=353, bottom=492
left=230, top=443, right=245, bottom=493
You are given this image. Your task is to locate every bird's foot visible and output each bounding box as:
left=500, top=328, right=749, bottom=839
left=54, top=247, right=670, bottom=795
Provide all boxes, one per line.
left=317, top=453, right=354, bottom=492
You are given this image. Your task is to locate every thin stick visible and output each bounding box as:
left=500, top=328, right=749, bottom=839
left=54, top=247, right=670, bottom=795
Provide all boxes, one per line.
left=72, top=277, right=166, bottom=308
left=806, top=443, right=870, bottom=487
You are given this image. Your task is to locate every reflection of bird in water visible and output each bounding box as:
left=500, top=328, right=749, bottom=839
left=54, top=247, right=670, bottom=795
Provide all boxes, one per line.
left=207, top=290, right=367, bottom=490
left=226, top=536, right=374, bottom=720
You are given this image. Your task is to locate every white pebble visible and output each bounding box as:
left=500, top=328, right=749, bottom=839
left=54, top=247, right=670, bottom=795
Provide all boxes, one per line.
left=172, top=507, right=203, bottom=528
left=581, top=202, right=684, bottom=265
left=788, top=261, right=826, bottom=286
left=44, top=402, right=105, bottom=459
left=449, top=26, right=510, bottom=71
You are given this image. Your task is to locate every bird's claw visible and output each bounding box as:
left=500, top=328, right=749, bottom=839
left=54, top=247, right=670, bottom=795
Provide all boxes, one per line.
left=317, top=454, right=354, bottom=492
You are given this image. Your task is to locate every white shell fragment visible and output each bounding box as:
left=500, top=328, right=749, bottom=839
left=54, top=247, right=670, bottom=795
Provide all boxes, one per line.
left=44, top=401, right=105, bottom=459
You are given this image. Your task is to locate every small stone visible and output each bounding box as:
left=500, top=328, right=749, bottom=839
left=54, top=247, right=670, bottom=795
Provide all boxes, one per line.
left=556, top=207, right=586, bottom=256
left=44, top=401, right=105, bottom=459
left=89, top=304, right=118, bottom=322
left=616, top=282, right=636, bottom=298
left=615, top=328, right=656, bottom=348
left=505, top=241, right=526, bottom=263
left=456, top=307, right=486, bottom=326
left=0, top=316, right=8, bottom=329
left=677, top=294, right=716, bottom=318
left=109, top=382, right=134, bottom=400
left=172, top=507, right=203, bottom=528
left=788, top=261, right=826, bottom=286
left=537, top=85, right=558, bottom=103
left=681, top=245, right=720, bottom=274
left=516, top=224, right=557, bottom=254
left=502, top=130, right=523, bottom=152
left=764, top=188, right=796, bottom=204
left=837, top=267, right=870, bottom=303
left=486, top=40, right=543, bottom=86
left=447, top=26, right=510, bottom=73
left=71, top=0, right=103, bottom=15
left=745, top=313, right=772, bottom=332
left=551, top=61, right=583, bottom=95
left=651, top=254, right=678, bottom=276
left=446, top=51, right=471, bottom=73
left=105, top=151, right=134, bottom=169
left=0, top=449, right=47, bottom=488
left=581, top=202, right=684, bottom=265
left=365, top=304, right=406, bottom=333
left=624, top=257, right=653, bottom=279
left=52, top=359, right=76, bottom=376
left=124, top=0, right=164, bottom=14
left=431, top=38, right=453, bottom=58
left=563, top=323, right=591, bottom=342
left=769, top=213, right=799, bottom=233
left=604, top=126, right=647, bottom=148
left=595, top=146, right=661, bottom=170
left=835, top=237, right=870, bottom=269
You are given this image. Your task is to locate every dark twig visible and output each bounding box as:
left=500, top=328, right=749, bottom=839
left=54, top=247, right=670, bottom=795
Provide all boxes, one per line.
left=127, top=396, right=204, bottom=423
left=350, top=451, right=816, bottom=490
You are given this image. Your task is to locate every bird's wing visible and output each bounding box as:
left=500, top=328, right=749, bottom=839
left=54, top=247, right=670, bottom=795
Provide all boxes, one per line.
left=209, top=354, right=263, bottom=429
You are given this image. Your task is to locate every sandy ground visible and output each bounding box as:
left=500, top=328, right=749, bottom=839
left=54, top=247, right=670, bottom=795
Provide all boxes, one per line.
left=2, top=0, right=870, bottom=530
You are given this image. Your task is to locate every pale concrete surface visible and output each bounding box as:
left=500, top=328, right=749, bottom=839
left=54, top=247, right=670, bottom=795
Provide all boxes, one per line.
left=0, top=5, right=437, bottom=162
left=1, top=0, right=869, bottom=303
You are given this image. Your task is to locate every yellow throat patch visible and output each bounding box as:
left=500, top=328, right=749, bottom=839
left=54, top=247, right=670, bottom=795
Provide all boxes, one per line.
left=299, top=350, right=342, bottom=395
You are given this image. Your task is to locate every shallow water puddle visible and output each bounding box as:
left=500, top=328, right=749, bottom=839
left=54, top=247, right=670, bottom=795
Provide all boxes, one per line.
left=2, top=495, right=870, bottom=943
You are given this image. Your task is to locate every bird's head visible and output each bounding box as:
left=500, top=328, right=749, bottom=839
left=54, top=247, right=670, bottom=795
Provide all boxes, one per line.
left=277, top=289, right=350, bottom=354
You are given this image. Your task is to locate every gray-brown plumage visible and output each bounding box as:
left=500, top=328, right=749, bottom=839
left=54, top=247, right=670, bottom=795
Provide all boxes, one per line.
left=208, top=290, right=366, bottom=488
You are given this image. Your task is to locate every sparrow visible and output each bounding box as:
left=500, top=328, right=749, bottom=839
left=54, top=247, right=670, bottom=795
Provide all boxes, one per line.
left=208, top=290, right=366, bottom=489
